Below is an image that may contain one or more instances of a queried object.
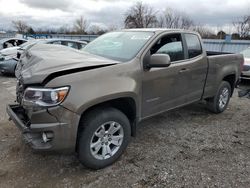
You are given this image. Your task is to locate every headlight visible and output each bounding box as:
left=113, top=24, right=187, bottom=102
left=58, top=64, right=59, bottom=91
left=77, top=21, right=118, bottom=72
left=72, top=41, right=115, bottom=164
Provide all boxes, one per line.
left=22, top=86, right=70, bottom=107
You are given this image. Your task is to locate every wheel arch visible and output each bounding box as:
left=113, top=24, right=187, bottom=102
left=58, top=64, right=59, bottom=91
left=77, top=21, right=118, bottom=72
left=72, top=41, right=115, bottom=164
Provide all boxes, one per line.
left=222, top=74, right=236, bottom=96
left=77, top=95, right=138, bottom=136
left=75, top=96, right=138, bottom=152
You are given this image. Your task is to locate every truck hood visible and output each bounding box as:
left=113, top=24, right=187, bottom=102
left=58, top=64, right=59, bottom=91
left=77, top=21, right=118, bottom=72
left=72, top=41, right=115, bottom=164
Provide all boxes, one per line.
left=16, top=44, right=118, bottom=84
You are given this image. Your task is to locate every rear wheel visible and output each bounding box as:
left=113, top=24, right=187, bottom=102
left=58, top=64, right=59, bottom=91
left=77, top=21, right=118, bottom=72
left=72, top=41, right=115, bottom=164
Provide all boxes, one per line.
left=206, top=81, right=232, bottom=113
left=77, top=107, right=131, bottom=169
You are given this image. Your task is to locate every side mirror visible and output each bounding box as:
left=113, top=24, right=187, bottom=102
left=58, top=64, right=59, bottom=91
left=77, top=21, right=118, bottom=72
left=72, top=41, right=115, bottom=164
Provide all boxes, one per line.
left=147, top=54, right=171, bottom=69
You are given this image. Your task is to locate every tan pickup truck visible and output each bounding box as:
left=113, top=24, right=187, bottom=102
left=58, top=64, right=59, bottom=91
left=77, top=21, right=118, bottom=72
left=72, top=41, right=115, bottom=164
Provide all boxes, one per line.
left=7, top=29, right=243, bottom=169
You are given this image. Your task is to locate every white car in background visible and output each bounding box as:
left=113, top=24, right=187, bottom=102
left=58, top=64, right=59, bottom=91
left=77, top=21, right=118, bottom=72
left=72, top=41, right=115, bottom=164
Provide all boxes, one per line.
left=0, top=44, right=32, bottom=61
left=0, top=39, right=88, bottom=75
left=0, top=38, right=27, bottom=50
left=240, top=47, right=250, bottom=80
left=0, top=38, right=88, bottom=61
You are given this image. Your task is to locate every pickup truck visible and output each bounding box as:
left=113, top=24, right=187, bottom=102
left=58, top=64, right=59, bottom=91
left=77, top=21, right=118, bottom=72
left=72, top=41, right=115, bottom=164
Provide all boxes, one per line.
left=7, top=29, right=243, bottom=169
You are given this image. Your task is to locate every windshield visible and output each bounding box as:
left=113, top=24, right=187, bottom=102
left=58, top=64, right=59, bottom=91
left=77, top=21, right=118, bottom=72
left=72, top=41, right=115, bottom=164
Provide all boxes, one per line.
left=83, top=31, right=154, bottom=62
left=241, top=48, right=250, bottom=58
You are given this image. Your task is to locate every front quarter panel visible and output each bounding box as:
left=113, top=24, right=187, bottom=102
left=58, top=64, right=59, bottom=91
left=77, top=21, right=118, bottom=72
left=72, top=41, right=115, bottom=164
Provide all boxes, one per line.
left=45, top=61, right=141, bottom=118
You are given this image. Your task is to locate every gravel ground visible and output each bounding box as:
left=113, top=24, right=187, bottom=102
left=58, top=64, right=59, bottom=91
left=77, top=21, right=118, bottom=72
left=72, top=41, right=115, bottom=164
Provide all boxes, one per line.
left=0, top=75, right=250, bottom=188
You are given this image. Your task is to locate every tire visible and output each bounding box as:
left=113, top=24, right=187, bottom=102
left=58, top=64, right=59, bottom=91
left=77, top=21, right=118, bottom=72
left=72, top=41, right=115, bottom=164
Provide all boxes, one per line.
left=77, top=107, right=131, bottom=169
left=206, top=81, right=232, bottom=114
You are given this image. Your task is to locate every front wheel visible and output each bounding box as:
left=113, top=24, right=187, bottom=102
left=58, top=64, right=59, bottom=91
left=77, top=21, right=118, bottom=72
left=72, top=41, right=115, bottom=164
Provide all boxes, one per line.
left=206, top=81, right=232, bottom=113
left=77, top=107, right=131, bottom=169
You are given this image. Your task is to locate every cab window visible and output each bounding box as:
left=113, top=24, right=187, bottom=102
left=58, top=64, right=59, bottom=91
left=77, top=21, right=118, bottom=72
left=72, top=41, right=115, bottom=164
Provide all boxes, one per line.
left=150, top=34, right=184, bottom=62
left=185, top=34, right=202, bottom=58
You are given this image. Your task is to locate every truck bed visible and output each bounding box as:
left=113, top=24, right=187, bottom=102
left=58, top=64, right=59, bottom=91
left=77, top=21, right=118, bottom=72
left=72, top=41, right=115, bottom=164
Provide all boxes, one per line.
left=203, top=51, right=243, bottom=99
left=206, top=51, right=232, bottom=56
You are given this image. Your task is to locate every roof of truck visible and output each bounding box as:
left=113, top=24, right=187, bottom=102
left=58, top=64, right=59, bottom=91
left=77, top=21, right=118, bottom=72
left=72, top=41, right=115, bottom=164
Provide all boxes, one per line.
left=122, top=28, right=197, bottom=34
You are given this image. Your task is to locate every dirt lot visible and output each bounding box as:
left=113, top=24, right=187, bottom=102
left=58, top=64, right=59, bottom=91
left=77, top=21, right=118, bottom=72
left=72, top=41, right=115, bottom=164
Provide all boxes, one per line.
left=0, top=75, right=250, bottom=188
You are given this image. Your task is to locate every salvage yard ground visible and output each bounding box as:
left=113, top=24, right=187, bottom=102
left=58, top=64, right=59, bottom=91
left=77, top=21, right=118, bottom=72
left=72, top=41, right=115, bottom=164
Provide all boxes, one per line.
left=0, top=75, right=250, bottom=188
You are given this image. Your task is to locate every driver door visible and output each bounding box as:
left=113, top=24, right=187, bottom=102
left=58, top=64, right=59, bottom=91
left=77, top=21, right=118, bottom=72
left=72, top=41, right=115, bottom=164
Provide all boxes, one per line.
left=141, top=33, right=190, bottom=118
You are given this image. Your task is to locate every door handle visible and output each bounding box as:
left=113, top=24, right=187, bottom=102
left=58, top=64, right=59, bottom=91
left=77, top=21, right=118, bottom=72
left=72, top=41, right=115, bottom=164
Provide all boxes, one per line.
left=179, top=68, right=189, bottom=73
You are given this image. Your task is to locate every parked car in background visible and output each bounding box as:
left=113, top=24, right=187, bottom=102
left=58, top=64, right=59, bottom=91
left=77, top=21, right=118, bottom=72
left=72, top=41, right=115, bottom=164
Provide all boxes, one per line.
left=8, top=29, right=243, bottom=169
left=0, top=38, right=27, bottom=50
left=240, top=47, right=250, bottom=80
left=1, top=38, right=87, bottom=61
left=79, top=39, right=90, bottom=43
left=45, top=38, right=88, bottom=50
left=16, top=39, right=87, bottom=59
left=0, top=40, right=36, bottom=61
left=0, top=46, right=23, bottom=60
left=0, top=39, right=88, bottom=75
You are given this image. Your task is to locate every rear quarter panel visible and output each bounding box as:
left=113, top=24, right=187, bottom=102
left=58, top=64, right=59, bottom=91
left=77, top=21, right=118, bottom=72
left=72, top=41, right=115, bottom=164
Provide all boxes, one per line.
left=203, top=54, right=243, bottom=98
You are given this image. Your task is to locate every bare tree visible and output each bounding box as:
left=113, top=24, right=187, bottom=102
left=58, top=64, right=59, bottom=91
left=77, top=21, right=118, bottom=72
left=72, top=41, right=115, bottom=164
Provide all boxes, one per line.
left=107, top=24, right=118, bottom=32
left=74, top=16, right=88, bottom=34
left=124, top=1, right=158, bottom=28
left=192, top=25, right=216, bottom=39
left=232, top=33, right=240, bottom=40
left=27, top=27, right=36, bottom=34
left=58, top=25, right=71, bottom=34
left=233, top=15, right=250, bottom=38
left=12, top=20, right=29, bottom=34
left=217, top=30, right=226, bottom=39
left=158, top=8, right=194, bottom=29
left=88, top=24, right=107, bottom=35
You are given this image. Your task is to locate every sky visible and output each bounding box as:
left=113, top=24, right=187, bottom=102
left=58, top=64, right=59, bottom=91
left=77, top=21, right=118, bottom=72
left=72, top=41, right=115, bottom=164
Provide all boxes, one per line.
left=0, top=0, right=249, bottom=32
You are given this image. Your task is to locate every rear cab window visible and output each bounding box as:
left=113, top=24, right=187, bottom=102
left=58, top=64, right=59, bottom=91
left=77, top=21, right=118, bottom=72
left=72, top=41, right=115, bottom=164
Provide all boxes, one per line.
left=184, top=33, right=202, bottom=58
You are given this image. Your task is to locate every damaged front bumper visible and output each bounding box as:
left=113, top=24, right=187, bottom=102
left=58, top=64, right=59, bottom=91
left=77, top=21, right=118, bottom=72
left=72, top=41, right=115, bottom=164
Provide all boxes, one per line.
left=7, top=104, right=80, bottom=153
